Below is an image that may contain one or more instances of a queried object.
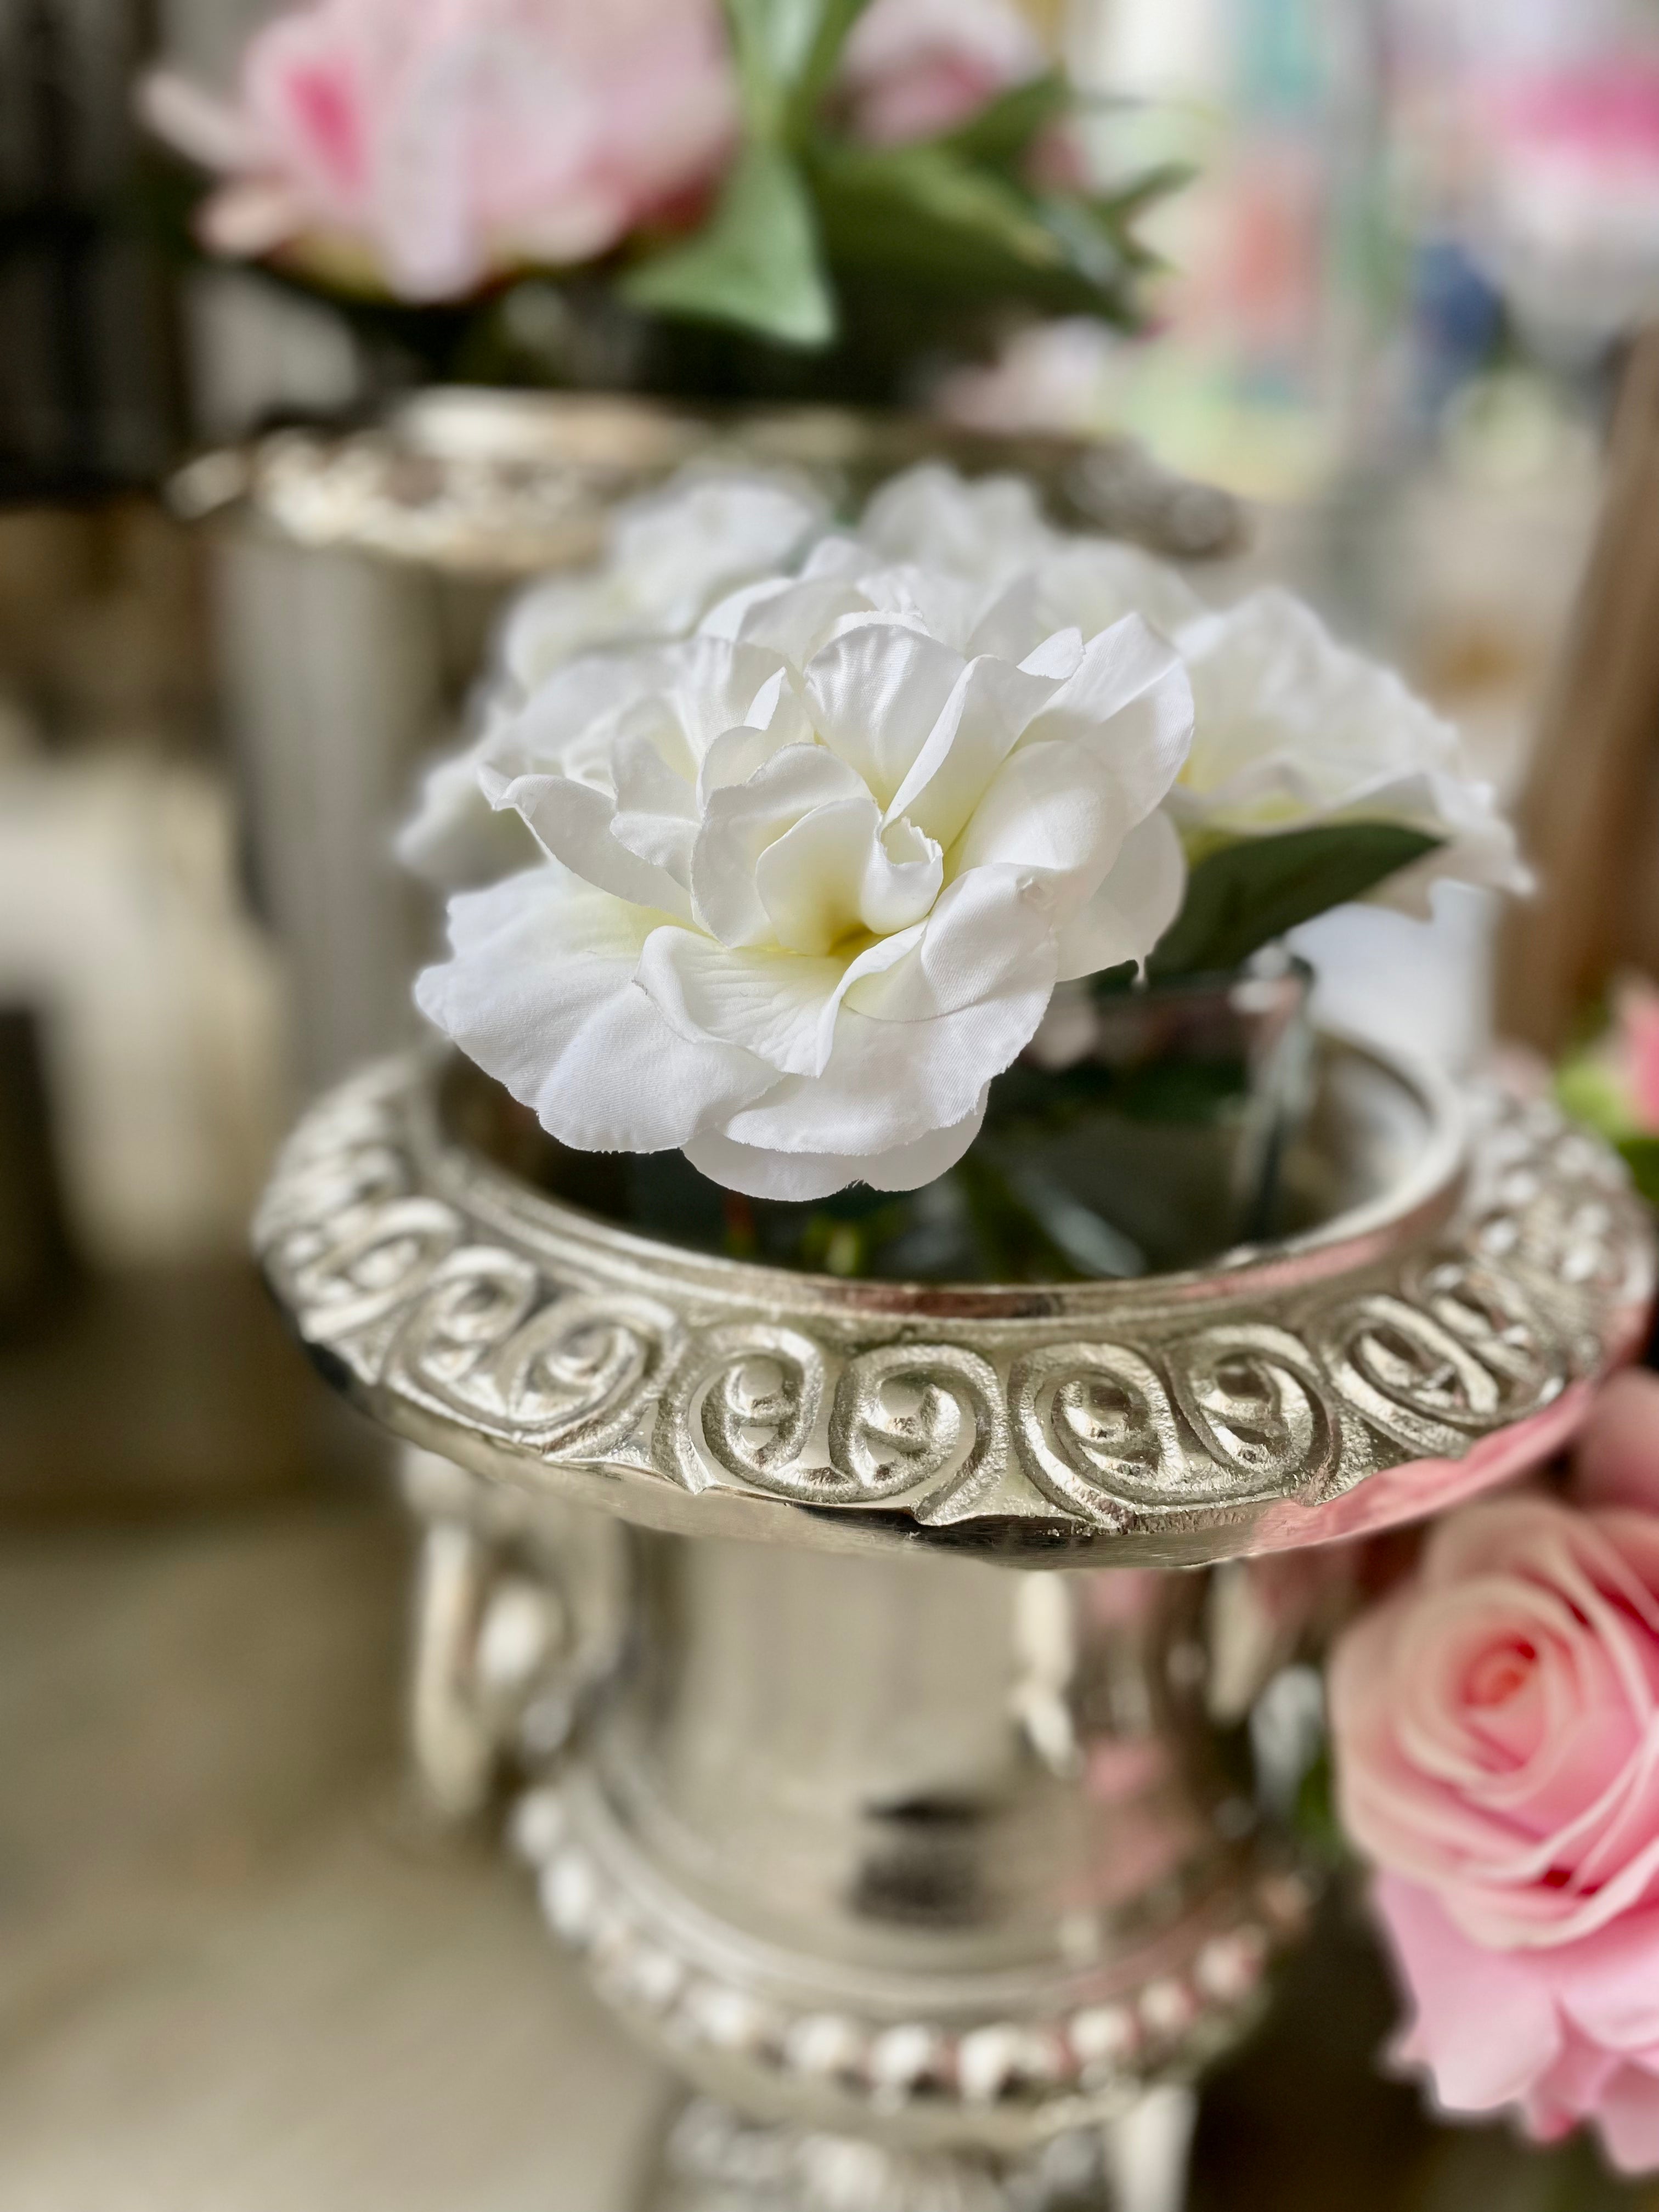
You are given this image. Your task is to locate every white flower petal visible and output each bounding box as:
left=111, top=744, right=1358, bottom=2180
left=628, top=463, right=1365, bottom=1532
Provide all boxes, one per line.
left=949, top=736, right=1137, bottom=911
left=726, top=867, right=1057, bottom=1154
left=691, top=744, right=868, bottom=947
left=753, top=795, right=943, bottom=955
left=397, top=738, right=537, bottom=890
left=885, top=652, right=1058, bottom=850
left=714, top=571, right=877, bottom=663
left=1173, top=587, right=1528, bottom=911
left=500, top=575, right=635, bottom=696
left=801, top=622, right=968, bottom=808
left=695, top=670, right=815, bottom=803
left=948, top=627, right=1191, bottom=920
left=603, top=472, right=824, bottom=633
left=635, top=927, right=847, bottom=1077
left=1035, top=538, right=1205, bottom=642
left=609, top=724, right=699, bottom=890
left=414, top=867, right=772, bottom=1152
left=1021, top=615, right=1194, bottom=823
left=488, top=770, right=695, bottom=921
left=499, top=468, right=823, bottom=695
left=684, top=1097, right=988, bottom=1201
left=1054, top=809, right=1188, bottom=980
left=860, top=464, right=1052, bottom=586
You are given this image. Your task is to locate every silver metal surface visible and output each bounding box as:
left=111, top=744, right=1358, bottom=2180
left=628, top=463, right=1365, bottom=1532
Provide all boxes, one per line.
left=639, top=2090, right=1197, bottom=2211
left=507, top=1530, right=1305, bottom=2157
left=253, top=1033, right=1654, bottom=2205
left=173, top=390, right=1248, bottom=577
left=255, top=1042, right=1653, bottom=1568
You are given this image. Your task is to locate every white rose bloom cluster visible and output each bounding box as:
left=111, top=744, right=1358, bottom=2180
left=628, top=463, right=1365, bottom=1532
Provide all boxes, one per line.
left=408, top=461, right=1525, bottom=1197
left=416, top=537, right=1192, bottom=1199
left=397, top=468, right=826, bottom=890
left=861, top=467, right=1525, bottom=910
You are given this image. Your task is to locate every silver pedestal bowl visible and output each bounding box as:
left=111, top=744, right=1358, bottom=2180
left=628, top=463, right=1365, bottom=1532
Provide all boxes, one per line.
left=255, top=1036, right=1653, bottom=2210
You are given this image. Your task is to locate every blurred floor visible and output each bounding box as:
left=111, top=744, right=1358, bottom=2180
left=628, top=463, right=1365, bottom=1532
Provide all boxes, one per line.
left=0, top=1325, right=669, bottom=2212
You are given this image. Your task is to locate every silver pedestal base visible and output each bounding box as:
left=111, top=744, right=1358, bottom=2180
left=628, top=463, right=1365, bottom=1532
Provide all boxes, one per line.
left=640, top=2092, right=1195, bottom=2212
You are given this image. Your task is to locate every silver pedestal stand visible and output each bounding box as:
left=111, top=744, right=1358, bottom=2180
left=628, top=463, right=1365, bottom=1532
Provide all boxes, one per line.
left=256, top=1039, right=1653, bottom=2211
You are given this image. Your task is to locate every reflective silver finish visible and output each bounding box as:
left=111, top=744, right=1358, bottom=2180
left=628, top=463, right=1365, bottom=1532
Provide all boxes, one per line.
left=256, top=1041, right=1652, bottom=1567
left=255, top=1036, right=1653, bottom=2207
left=507, top=1531, right=1306, bottom=2157
left=174, top=388, right=1247, bottom=578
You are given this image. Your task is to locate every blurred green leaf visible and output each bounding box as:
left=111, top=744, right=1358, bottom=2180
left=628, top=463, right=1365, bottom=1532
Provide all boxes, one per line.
left=1148, top=823, right=1443, bottom=980
left=938, top=71, right=1071, bottom=165
left=1618, top=1134, right=1659, bottom=1209
left=821, top=141, right=1063, bottom=266
left=1034, top=194, right=1136, bottom=291
left=794, top=0, right=876, bottom=111
left=1555, top=1052, right=1632, bottom=1142
left=808, top=138, right=1170, bottom=324
left=724, top=0, right=874, bottom=136
left=623, top=142, right=836, bottom=346
left=1090, top=159, right=1198, bottom=226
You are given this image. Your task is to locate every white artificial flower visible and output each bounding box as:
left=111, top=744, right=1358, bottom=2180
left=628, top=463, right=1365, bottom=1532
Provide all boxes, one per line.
left=863, top=461, right=1205, bottom=646
left=1169, top=588, right=1530, bottom=911
left=396, top=466, right=826, bottom=888
left=860, top=462, right=1056, bottom=590
left=415, top=555, right=1193, bottom=1199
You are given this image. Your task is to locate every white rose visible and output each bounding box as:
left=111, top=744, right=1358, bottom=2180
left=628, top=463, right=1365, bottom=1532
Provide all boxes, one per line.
left=859, top=462, right=1056, bottom=590
left=861, top=463, right=1206, bottom=640
left=1169, top=588, right=1530, bottom=911
left=860, top=472, right=1523, bottom=917
left=396, top=467, right=825, bottom=889
left=415, top=556, right=1193, bottom=1199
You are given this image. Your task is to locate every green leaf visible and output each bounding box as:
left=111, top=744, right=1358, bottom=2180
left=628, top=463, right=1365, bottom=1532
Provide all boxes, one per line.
left=1148, top=823, right=1443, bottom=980
left=794, top=0, right=875, bottom=111
left=1619, top=1135, right=1659, bottom=1210
left=939, top=71, right=1071, bottom=165
left=843, top=142, right=1063, bottom=263
left=723, top=0, right=873, bottom=136
left=1090, top=160, right=1198, bottom=226
left=622, top=142, right=836, bottom=346
left=812, top=142, right=1063, bottom=285
left=808, top=140, right=1164, bottom=325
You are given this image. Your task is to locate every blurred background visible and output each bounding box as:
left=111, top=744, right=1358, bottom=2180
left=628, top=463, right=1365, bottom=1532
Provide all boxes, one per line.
left=3, top=1, right=1658, bottom=2205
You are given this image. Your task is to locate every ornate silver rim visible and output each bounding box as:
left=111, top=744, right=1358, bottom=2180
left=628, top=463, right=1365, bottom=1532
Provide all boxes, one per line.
left=171, top=389, right=1246, bottom=576
left=254, top=1041, right=1655, bottom=1566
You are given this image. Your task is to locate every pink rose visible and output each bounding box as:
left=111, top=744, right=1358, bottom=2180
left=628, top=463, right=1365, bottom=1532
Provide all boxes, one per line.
left=1329, top=1379, right=1659, bottom=2169
left=1616, top=977, right=1659, bottom=1134
left=838, top=0, right=1045, bottom=147
left=1373, top=1873, right=1659, bottom=2171
left=140, top=0, right=737, bottom=300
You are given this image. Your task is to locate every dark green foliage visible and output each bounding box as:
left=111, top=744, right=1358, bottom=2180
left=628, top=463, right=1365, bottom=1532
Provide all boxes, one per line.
left=1148, top=823, right=1443, bottom=981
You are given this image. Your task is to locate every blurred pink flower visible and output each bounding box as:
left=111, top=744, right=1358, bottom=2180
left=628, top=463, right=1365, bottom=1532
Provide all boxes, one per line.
left=140, top=0, right=737, bottom=300
left=1616, top=977, right=1659, bottom=1133
left=1498, top=66, right=1659, bottom=160
left=1329, top=1385, right=1659, bottom=2170
left=1576, top=1368, right=1659, bottom=1516
left=839, top=0, right=1045, bottom=147
left=1470, top=61, right=1659, bottom=336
